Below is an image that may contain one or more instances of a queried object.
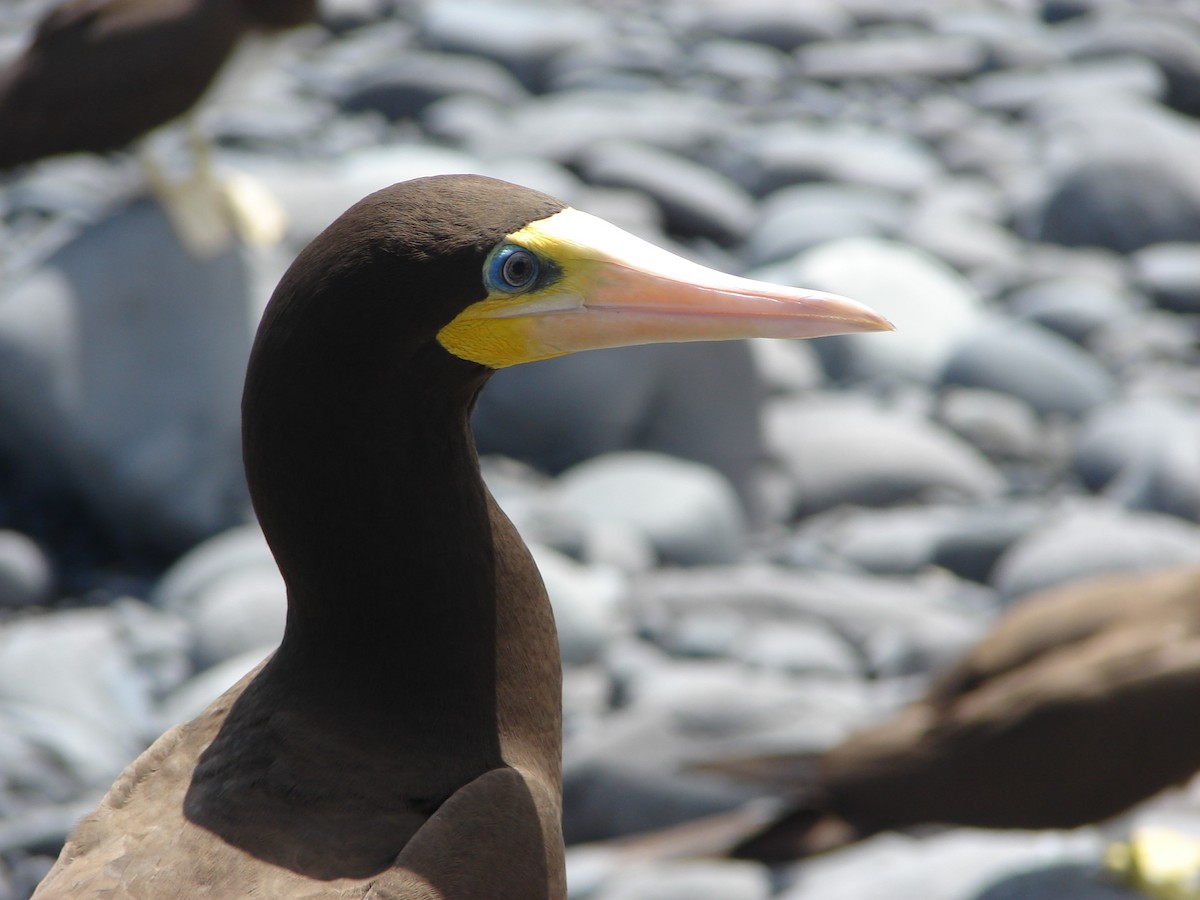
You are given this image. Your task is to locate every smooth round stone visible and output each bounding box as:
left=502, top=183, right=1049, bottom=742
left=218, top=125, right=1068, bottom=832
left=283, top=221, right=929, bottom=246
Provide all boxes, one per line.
left=0, top=530, right=52, bottom=608
left=797, top=34, right=987, bottom=80
left=528, top=543, right=625, bottom=666
left=901, top=181, right=1025, bottom=275
left=798, top=503, right=1041, bottom=584
left=473, top=341, right=765, bottom=515
left=767, top=237, right=986, bottom=383
left=189, top=568, right=287, bottom=668
left=940, top=318, right=1115, bottom=417
left=745, top=183, right=906, bottom=266
left=0, top=606, right=167, bottom=755
left=557, top=453, right=746, bottom=566
left=765, top=398, right=1005, bottom=516
left=417, top=0, right=606, bottom=91
left=1005, top=276, right=1136, bottom=345
left=936, top=387, right=1042, bottom=461
left=992, top=506, right=1200, bottom=600
left=968, top=56, right=1166, bottom=113
left=591, top=859, right=771, bottom=900
left=0, top=701, right=137, bottom=790
left=336, top=52, right=527, bottom=120
left=1074, top=397, right=1200, bottom=521
left=634, top=566, right=989, bottom=678
left=777, top=829, right=1106, bottom=900
left=578, top=141, right=756, bottom=245
left=0, top=198, right=253, bottom=554
left=1130, top=242, right=1200, bottom=313
left=734, top=620, right=861, bottom=678
left=153, top=524, right=276, bottom=613
left=748, top=338, right=824, bottom=394
left=158, top=645, right=270, bottom=729
left=1027, top=149, right=1200, bottom=254
left=686, top=39, right=790, bottom=94
left=731, top=122, right=943, bottom=196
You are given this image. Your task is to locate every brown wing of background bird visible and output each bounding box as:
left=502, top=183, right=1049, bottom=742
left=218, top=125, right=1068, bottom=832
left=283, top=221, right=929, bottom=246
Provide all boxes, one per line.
left=0, top=0, right=248, bottom=168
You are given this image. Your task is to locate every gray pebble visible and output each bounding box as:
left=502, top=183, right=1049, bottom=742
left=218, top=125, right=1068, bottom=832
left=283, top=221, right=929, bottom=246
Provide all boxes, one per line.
left=189, top=568, right=287, bottom=668
left=557, top=453, right=746, bottom=566
left=745, top=183, right=906, bottom=266
left=418, top=0, right=606, bottom=92
left=683, top=0, right=852, bottom=51
left=797, top=34, right=987, bottom=81
left=578, top=141, right=756, bottom=245
left=993, top=505, right=1200, bottom=600
left=769, top=237, right=986, bottom=383
left=1075, top=397, right=1200, bottom=521
left=730, top=122, right=943, bottom=196
left=336, top=52, right=527, bottom=121
left=936, top=388, right=1043, bottom=462
left=776, top=829, right=1105, bottom=900
left=940, top=318, right=1115, bottom=417
left=766, top=398, right=1005, bottom=516
left=529, top=543, right=625, bottom=666
left=1130, top=242, right=1200, bottom=314
left=1005, top=276, right=1137, bottom=345
left=0, top=531, right=52, bottom=609
left=590, top=859, right=771, bottom=900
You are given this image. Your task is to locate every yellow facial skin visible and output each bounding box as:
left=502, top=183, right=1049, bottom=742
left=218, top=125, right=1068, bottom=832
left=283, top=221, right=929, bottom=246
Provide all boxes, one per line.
left=436, top=207, right=893, bottom=370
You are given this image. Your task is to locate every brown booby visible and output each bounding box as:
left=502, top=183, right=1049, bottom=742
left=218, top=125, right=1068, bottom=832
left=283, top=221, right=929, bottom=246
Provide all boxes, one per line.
left=0, top=0, right=316, bottom=167
left=664, top=565, right=1200, bottom=863
left=32, top=175, right=892, bottom=898
left=0, top=0, right=317, bottom=254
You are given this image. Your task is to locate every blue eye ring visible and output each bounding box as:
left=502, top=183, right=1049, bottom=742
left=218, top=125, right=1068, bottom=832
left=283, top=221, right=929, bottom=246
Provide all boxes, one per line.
left=488, top=245, right=540, bottom=293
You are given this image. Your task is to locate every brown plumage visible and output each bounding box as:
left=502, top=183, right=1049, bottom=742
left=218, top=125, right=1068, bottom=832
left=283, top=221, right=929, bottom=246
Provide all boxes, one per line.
left=685, top=566, right=1200, bottom=863
left=32, top=175, right=890, bottom=897
left=0, top=0, right=317, bottom=169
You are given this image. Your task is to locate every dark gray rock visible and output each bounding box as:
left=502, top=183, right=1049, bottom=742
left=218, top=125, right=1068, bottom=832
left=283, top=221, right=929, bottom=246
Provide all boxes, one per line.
left=745, top=183, right=906, bottom=266
left=0, top=531, right=52, bottom=609
left=562, top=761, right=757, bottom=845
left=1130, top=242, right=1200, bottom=314
left=1005, top=276, right=1137, bottom=345
left=336, top=52, right=528, bottom=121
left=765, top=398, right=1005, bottom=516
left=0, top=198, right=253, bottom=555
left=578, top=142, right=757, bottom=245
left=1026, top=145, right=1200, bottom=254
left=992, top=506, right=1200, bottom=600
left=940, top=319, right=1115, bottom=417
left=472, top=341, right=766, bottom=514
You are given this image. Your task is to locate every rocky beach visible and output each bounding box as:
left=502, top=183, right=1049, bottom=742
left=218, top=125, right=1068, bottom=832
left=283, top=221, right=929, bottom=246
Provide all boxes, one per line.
left=1, top=0, right=1199, bottom=897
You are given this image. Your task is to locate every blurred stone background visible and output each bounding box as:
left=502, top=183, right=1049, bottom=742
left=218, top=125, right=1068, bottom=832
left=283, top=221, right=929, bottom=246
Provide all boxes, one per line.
left=0, top=0, right=1199, bottom=897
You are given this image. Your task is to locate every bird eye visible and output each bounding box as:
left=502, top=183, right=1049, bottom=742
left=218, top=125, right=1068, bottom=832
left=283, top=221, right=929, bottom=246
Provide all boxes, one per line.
left=489, top=246, right=540, bottom=292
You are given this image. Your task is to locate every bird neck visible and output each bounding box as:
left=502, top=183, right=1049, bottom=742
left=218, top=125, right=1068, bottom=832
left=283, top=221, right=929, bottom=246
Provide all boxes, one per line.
left=242, top=346, right=516, bottom=754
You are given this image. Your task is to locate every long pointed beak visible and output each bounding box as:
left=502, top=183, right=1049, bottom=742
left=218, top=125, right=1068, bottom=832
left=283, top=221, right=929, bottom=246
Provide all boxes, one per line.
left=438, top=208, right=893, bottom=369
